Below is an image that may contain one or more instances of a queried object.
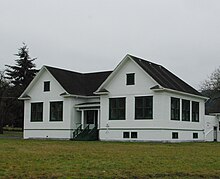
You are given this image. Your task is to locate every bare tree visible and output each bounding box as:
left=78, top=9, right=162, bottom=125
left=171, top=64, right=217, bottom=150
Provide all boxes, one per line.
left=200, top=67, right=220, bottom=97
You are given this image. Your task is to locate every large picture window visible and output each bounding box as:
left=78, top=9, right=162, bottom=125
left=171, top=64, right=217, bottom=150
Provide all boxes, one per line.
left=109, top=98, right=125, bottom=120
left=182, top=99, right=190, bottom=121
left=192, top=101, right=199, bottom=122
left=171, top=97, right=180, bottom=120
left=135, top=96, right=153, bottom=119
left=31, top=102, right=43, bottom=122
left=50, top=101, right=63, bottom=121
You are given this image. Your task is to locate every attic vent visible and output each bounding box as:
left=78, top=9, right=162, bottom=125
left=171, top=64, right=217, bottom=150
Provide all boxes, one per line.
left=149, top=62, right=152, bottom=65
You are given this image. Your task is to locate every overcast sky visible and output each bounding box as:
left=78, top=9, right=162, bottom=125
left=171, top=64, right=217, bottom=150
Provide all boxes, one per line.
left=0, top=0, right=220, bottom=90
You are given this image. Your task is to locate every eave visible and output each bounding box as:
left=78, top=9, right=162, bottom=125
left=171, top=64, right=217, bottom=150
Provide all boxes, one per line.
left=151, top=87, right=208, bottom=100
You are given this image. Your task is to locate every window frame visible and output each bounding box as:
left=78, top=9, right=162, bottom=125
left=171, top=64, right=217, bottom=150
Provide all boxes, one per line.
left=192, top=101, right=199, bottom=122
left=182, top=99, right=190, bottom=121
left=171, top=97, right=180, bottom=121
left=135, top=96, right=153, bottom=120
left=126, top=73, right=135, bottom=85
left=31, top=102, right=43, bottom=122
left=50, top=101, right=63, bottom=122
left=172, top=132, right=178, bottom=139
left=193, top=133, right=198, bottom=139
left=123, top=132, right=130, bottom=138
left=44, top=81, right=50, bottom=92
left=131, top=132, right=138, bottom=139
left=109, top=98, right=126, bottom=120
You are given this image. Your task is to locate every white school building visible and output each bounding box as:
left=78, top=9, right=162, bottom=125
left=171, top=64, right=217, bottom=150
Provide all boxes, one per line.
left=19, top=55, right=220, bottom=142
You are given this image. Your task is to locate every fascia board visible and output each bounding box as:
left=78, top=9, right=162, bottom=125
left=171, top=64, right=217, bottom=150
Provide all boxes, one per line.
left=95, top=54, right=130, bottom=93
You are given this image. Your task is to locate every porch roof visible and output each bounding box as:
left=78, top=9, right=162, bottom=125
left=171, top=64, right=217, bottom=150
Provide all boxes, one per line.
left=75, top=102, right=100, bottom=109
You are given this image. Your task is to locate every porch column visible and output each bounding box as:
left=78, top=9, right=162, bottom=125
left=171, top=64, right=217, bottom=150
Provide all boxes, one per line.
left=81, top=110, right=84, bottom=129
left=97, top=109, right=100, bottom=129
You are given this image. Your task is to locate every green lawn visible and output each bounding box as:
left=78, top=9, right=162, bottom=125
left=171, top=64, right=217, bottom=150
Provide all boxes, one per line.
left=0, top=139, right=220, bottom=179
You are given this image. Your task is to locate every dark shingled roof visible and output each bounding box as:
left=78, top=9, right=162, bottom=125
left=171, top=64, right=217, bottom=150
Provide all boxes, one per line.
left=44, top=54, right=202, bottom=97
left=45, top=66, right=112, bottom=96
left=130, top=55, right=202, bottom=96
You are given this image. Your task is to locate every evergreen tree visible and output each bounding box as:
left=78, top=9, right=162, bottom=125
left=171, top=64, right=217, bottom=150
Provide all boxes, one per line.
left=5, top=43, right=38, bottom=128
left=5, top=43, right=38, bottom=94
left=0, top=71, right=7, bottom=133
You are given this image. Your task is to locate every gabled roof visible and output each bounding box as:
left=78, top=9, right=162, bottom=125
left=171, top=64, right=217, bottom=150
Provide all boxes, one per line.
left=45, top=66, right=112, bottom=96
left=130, top=55, right=202, bottom=96
left=96, top=54, right=203, bottom=97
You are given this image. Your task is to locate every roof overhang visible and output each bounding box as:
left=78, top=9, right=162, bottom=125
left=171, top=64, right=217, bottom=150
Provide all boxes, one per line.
left=151, top=87, right=208, bottom=100
left=75, top=102, right=100, bottom=110
left=60, top=92, right=98, bottom=99
left=18, top=95, right=31, bottom=100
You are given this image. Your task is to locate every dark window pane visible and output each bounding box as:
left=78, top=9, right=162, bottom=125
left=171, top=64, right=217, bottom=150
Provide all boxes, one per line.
left=50, top=101, right=63, bottom=121
left=192, top=101, right=199, bottom=122
left=135, top=96, right=153, bottom=119
left=171, top=98, right=180, bottom=120
left=123, top=132, right=129, bottom=138
left=126, top=73, right=135, bottom=85
left=182, top=99, right=190, bottom=121
left=131, top=132, right=137, bottom=138
left=44, top=81, right=50, bottom=92
left=109, top=98, right=125, bottom=120
left=193, top=133, right=198, bottom=139
left=31, top=103, right=43, bottom=122
left=172, top=132, right=178, bottom=139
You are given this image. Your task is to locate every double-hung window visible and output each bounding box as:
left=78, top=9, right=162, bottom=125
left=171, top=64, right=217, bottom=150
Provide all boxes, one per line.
left=50, top=101, right=63, bottom=121
left=109, top=98, right=125, bottom=120
left=171, top=97, right=180, bottom=120
left=31, top=102, right=43, bottom=122
left=182, top=99, right=190, bottom=121
left=192, top=101, right=199, bottom=122
left=135, top=96, right=153, bottom=119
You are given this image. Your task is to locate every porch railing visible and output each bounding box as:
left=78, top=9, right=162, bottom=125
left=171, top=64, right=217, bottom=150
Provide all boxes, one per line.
left=73, top=124, right=82, bottom=138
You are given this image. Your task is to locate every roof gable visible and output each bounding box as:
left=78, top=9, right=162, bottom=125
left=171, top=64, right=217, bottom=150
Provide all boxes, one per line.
left=96, top=54, right=203, bottom=97
left=45, top=66, right=112, bottom=96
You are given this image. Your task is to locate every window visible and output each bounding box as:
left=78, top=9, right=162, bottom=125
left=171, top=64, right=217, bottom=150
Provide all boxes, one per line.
left=192, top=101, right=199, bottom=122
left=172, top=132, right=178, bottom=139
left=50, top=101, right=63, bottom=121
left=123, top=132, right=129, bottom=138
left=44, top=81, right=50, bottom=92
left=182, top=99, right=190, bottom=121
left=31, top=103, right=43, bottom=122
left=171, top=97, right=180, bottom=120
left=131, top=132, right=138, bottom=138
left=135, top=96, right=153, bottom=119
left=193, top=133, right=198, bottom=139
left=109, top=98, right=125, bottom=120
left=126, top=73, right=135, bottom=85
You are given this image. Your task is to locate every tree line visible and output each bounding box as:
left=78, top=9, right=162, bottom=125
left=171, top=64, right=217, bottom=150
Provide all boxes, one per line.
left=0, top=43, right=38, bottom=133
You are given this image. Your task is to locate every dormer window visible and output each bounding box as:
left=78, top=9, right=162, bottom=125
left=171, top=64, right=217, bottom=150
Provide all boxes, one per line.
left=44, top=81, right=50, bottom=92
left=126, top=73, right=135, bottom=85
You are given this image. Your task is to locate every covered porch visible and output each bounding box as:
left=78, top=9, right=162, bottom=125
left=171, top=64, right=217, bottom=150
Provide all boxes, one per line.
left=73, top=102, right=100, bottom=140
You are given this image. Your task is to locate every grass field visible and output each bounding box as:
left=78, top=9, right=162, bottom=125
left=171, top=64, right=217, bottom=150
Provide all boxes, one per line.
left=0, top=139, right=220, bottom=179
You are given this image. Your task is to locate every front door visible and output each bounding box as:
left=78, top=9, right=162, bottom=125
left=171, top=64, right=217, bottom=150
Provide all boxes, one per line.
left=214, top=126, right=217, bottom=142
left=85, top=110, right=98, bottom=128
